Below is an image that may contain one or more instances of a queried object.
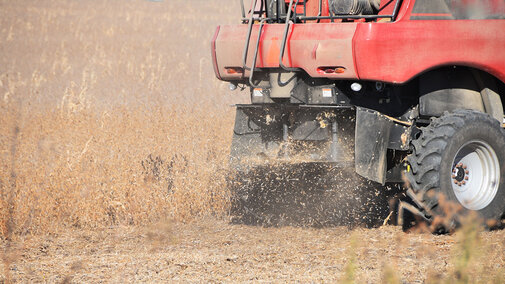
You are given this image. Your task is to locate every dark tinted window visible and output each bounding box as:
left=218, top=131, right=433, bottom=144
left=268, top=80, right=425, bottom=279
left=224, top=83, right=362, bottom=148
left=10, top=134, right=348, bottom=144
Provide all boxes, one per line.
left=411, top=0, right=505, bottom=20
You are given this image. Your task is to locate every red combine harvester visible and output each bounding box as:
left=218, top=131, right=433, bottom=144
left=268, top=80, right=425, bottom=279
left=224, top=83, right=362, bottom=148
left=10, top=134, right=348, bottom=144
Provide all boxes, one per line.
left=211, top=0, right=505, bottom=229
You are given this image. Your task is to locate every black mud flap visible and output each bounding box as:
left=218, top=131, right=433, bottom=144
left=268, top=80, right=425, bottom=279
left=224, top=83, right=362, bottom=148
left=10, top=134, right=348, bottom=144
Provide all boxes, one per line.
left=355, top=107, right=393, bottom=185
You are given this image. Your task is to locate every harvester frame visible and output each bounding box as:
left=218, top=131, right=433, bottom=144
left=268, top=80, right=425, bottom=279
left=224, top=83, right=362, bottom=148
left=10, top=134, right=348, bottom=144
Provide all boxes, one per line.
left=212, top=0, right=505, bottom=229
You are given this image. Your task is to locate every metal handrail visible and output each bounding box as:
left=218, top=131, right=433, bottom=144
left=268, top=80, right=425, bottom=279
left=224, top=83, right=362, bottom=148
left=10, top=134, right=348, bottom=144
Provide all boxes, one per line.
left=298, top=14, right=394, bottom=20
left=240, top=0, right=246, bottom=18
left=317, top=0, right=322, bottom=23
left=248, top=18, right=268, bottom=87
left=241, top=0, right=259, bottom=71
left=391, top=0, right=403, bottom=21
left=239, top=0, right=403, bottom=23
left=279, top=0, right=300, bottom=72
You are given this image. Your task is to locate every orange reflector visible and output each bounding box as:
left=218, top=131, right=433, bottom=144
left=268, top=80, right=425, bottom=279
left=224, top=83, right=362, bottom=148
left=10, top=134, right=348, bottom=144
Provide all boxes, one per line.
left=317, top=66, right=346, bottom=74
left=225, top=67, right=244, bottom=74
left=334, top=67, right=346, bottom=74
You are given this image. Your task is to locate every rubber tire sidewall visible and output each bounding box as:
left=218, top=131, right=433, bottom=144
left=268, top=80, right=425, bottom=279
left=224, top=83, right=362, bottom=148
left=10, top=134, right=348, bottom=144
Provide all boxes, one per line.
left=439, top=119, right=505, bottom=221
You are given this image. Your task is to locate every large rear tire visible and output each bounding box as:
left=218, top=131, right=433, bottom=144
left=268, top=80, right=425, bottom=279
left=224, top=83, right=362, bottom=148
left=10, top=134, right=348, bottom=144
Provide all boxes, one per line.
left=406, top=110, right=505, bottom=230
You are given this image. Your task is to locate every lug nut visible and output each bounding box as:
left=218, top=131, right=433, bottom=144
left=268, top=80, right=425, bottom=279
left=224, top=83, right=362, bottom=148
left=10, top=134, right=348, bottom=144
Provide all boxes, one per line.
left=465, top=176, right=469, bottom=180
left=452, top=175, right=456, bottom=179
left=462, top=181, right=466, bottom=185
left=463, top=165, right=467, bottom=169
left=465, top=170, right=469, bottom=174
left=453, top=169, right=457, bottom=173
left=454, top=180, right=459, bottom=185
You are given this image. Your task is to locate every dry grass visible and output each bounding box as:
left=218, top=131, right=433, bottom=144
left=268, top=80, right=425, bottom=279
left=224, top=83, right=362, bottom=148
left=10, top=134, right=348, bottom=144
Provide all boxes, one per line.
left=0, top=0, right=245, bottom=237
left=1, top=107, right=235, bottom=235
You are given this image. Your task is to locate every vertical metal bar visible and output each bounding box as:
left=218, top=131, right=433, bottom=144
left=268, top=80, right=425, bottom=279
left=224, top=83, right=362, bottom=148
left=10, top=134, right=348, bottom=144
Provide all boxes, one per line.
left=283, top=123, right=289, bottom=142
left=279, top=0, right=293, bottom=69
left=276, top=0, right=279, bottom=22
left=293, top=0, right=299, bottom=19
left=240, top=0, right=246, bottom=19
left=330, top=120, right=338, bottom=161
left=248, top=19, right=266, bottom=88
left=303, top=0, right=306, bottom=23
left=279, top=0, right=299, bottom=72
left=242, top=0, right=258, bottom=71
left=317, top=0, right=322, bottom=23
left=392, top=0, right=403, bottom=21
left=282, top=120, right=289, bottom=159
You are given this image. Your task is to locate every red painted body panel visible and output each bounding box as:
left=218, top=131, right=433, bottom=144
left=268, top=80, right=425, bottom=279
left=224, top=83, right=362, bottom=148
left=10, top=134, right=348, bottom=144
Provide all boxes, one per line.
left=212, top=0, right=505, bottom=84
left=215, top=23, right=359, bottom=80
left=354, top=19, right=505, bottom=84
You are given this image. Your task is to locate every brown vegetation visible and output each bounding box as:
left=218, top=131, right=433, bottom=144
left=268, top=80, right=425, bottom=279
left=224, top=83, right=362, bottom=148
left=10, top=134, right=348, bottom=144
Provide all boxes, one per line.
left=0, top=0, right=242, bottom=236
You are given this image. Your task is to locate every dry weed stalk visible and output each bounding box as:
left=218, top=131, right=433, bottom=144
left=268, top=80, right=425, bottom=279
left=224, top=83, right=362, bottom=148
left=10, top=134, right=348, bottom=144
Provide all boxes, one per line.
left=341, top=232, right=359, bottom=283
left=0, top=102, right=23, bottom=283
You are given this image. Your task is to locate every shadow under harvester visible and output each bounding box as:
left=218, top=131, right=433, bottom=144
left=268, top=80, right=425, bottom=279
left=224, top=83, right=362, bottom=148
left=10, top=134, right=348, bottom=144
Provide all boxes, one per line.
left=229, top=162, right=402, bottom=228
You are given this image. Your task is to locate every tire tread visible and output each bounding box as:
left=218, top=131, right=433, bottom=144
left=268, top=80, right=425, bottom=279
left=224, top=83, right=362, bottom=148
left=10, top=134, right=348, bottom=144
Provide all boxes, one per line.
left=406, top=109, right=500, bottom=209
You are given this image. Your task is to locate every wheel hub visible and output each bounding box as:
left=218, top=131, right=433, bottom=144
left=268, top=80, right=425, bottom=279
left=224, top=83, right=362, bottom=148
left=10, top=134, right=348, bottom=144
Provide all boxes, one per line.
left=452, top=163, right=469, bottom=186
left=451, top=140, right=500, bottom=210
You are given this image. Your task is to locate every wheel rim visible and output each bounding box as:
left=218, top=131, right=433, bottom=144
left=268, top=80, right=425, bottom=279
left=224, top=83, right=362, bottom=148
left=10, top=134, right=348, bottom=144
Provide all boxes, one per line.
left=451, top=140, right=500, bottom=210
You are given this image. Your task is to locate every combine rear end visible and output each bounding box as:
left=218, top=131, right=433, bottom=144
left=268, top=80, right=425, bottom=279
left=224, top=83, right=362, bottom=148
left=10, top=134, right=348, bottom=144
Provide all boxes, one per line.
left=212, top=0, right=505, bottom=230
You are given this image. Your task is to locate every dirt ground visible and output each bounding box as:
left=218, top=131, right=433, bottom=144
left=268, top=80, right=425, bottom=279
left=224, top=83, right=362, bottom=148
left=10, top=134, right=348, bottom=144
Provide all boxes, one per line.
left=3, top=218, right=505, bottom=283
left=1, top=0, right=505, bottom=282
left=0, top=220, right=502, bottom=283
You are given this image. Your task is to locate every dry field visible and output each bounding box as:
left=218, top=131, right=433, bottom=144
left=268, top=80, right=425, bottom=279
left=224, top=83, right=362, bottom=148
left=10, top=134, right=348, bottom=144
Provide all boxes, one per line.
left=0, top=0, right=504, bottom=282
